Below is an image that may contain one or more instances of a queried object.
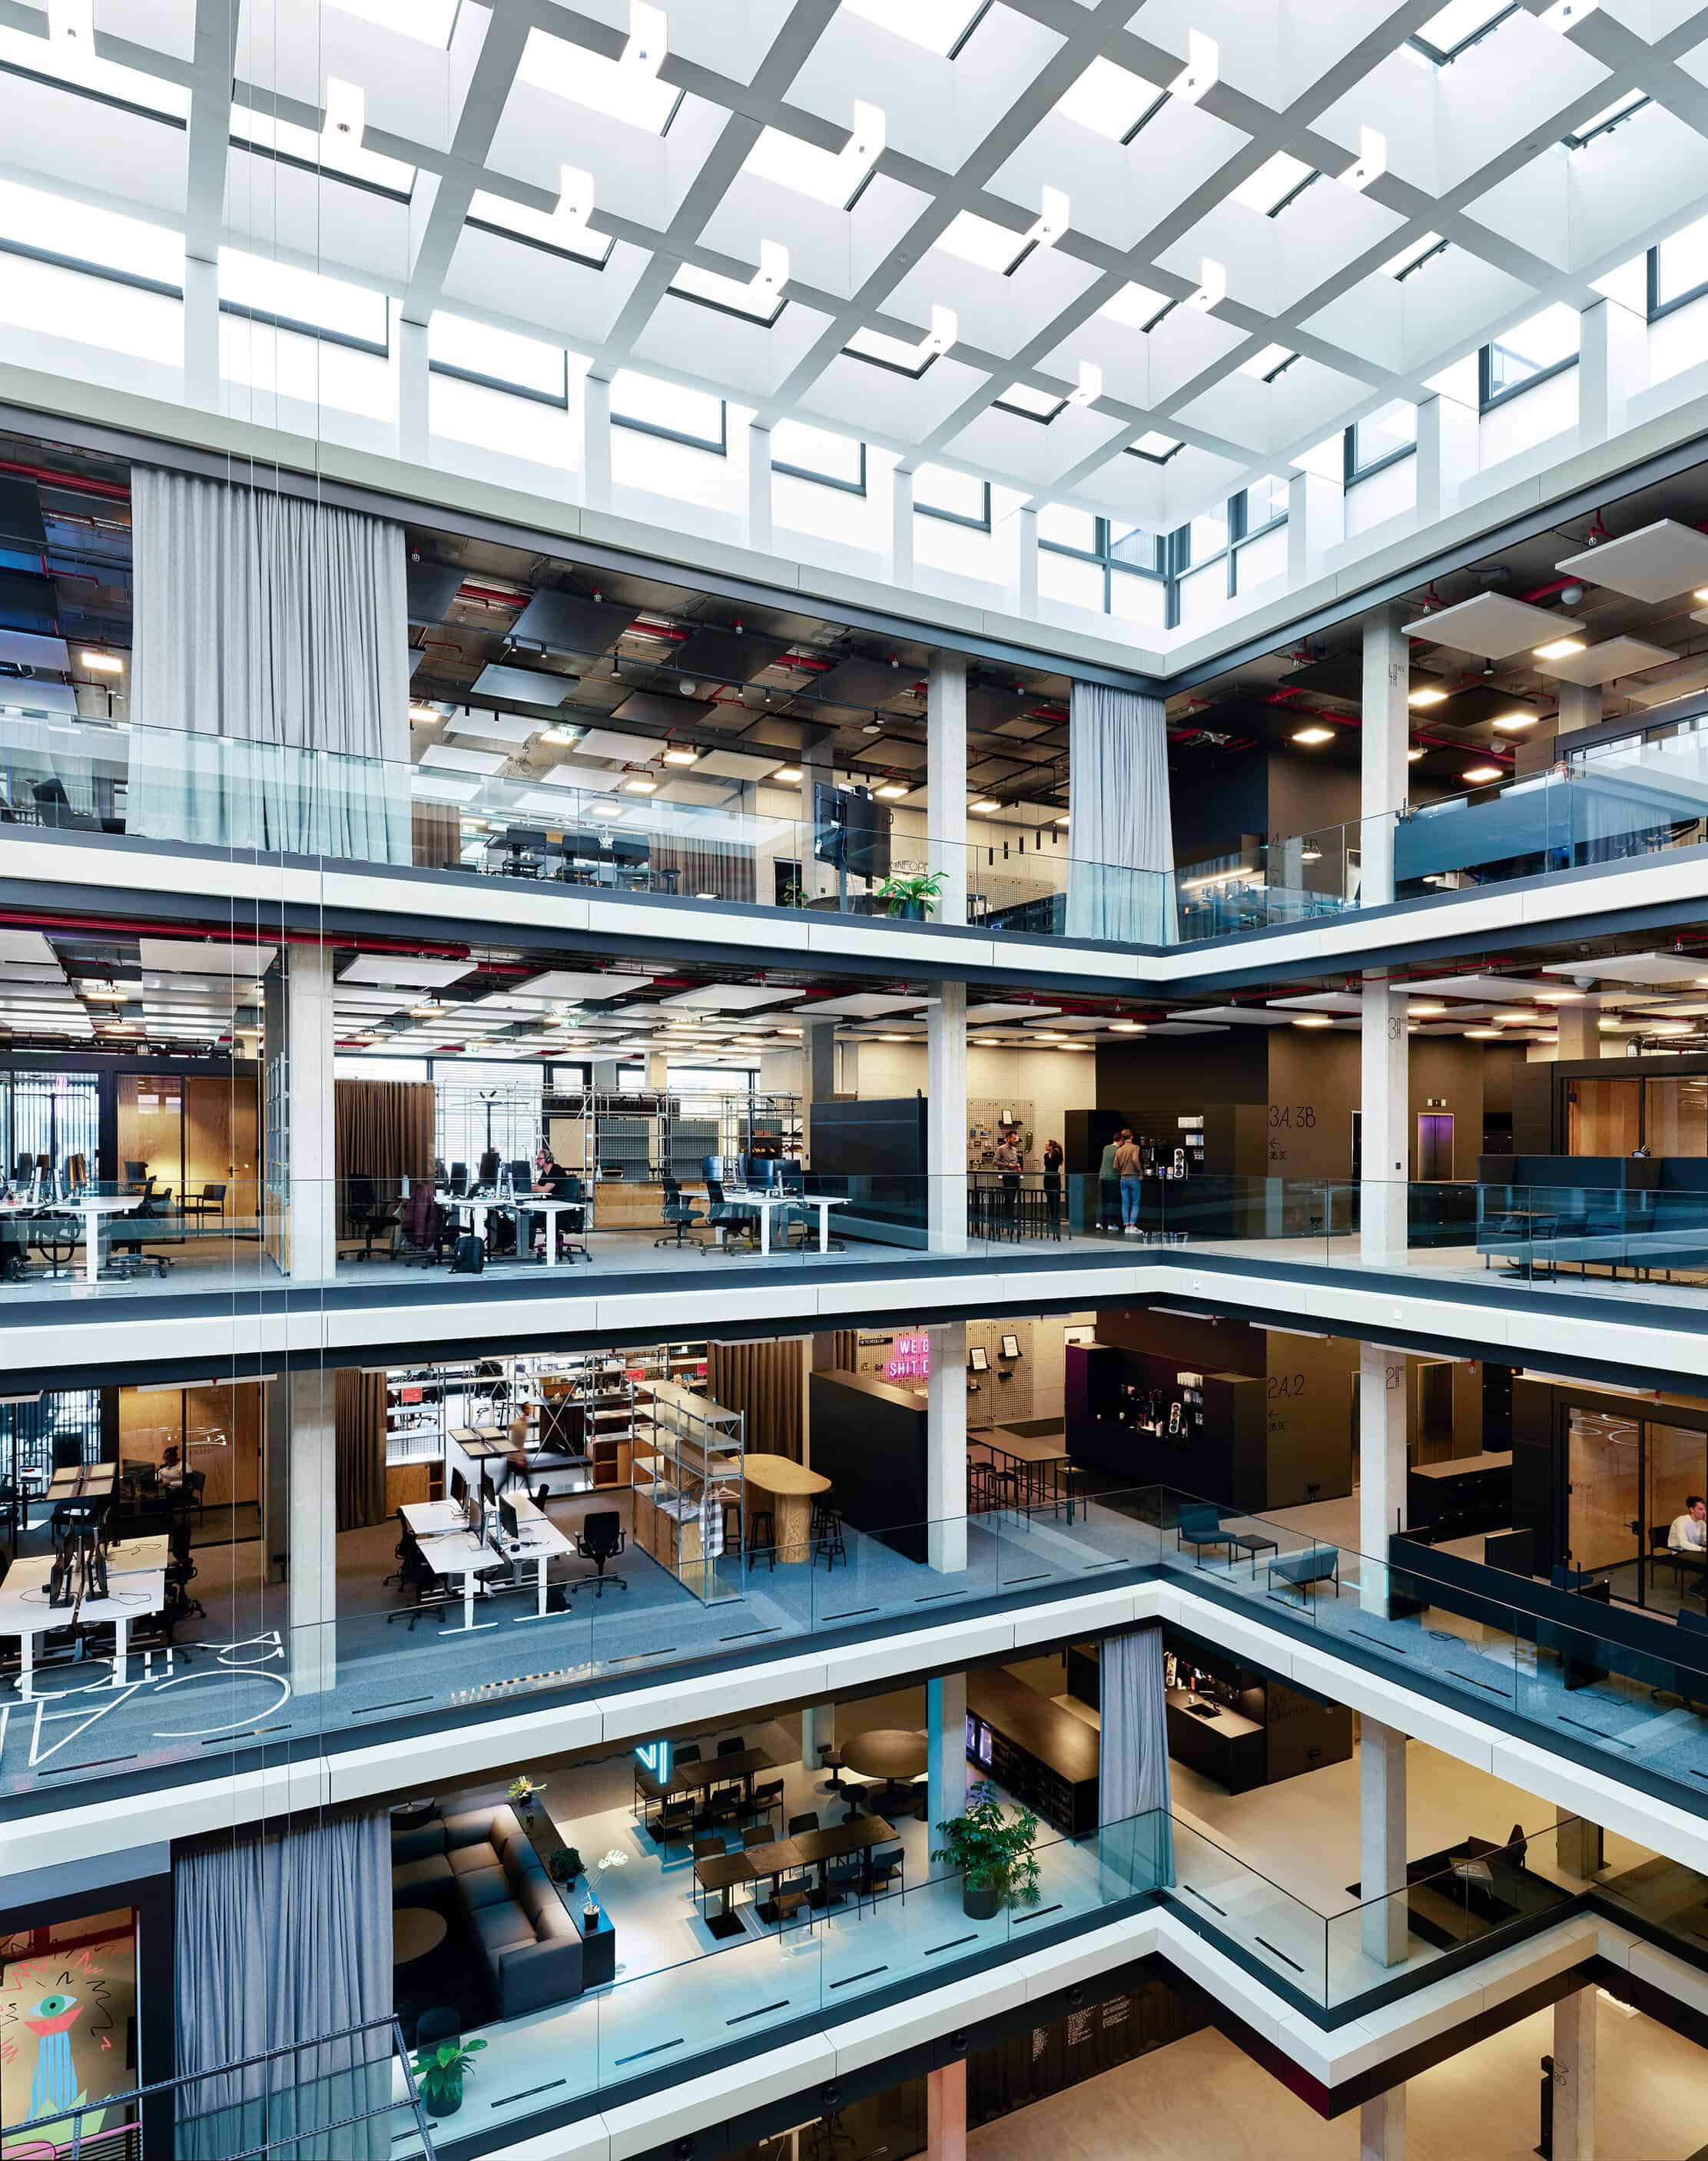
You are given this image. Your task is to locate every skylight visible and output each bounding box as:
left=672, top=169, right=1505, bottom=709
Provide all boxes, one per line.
left=837, top=0, right=988, bottom=57
left=668, top=259, right=786, bottom=324
left=0, top=22, right=187, bottom=118
left=935, top=209, right=1027, bottom=275
left=1127, top=432, right=1184, bottom=462
left=1233, top=152, right=1317, bottom=217
left=994, top=382, right=1066, bottom=421
left=1380, top=232, right=1445, bottom=279
left=230, top=104, right=416, bottom=194
left=1099, top=283, right=1171, bottom=330
left=1057, top=57, right=1159, bottom=143
left=744, top=126, right=866, bottom=207
left=328, top=0, right=461, bottom=45
left=844, top=325, right=939, bottom=374
left=0, top=177, right=184, bottom=286
left=466, top=188, right=612, bottom=267
left=218, top=247, right=389, bottom=347
left=429, top=310, right=567, bottom=401
left=1408, top=0, right=1517, bottom=62
left=1564, top=90, right=1650, bottom=148
left=1239, top=343, right=1297, bottom=380
left=517, top=25, right=682, bottom=135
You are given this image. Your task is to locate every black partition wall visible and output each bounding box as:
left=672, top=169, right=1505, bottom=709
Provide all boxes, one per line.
left=806, top=1095, right=927, bottom=1248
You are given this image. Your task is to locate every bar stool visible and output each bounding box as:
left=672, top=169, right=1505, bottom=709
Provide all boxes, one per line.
left=745, top=1509, right=777, bottom=1573
left=812, top=1504, right=846, bottom=1572
left=818, top=1744, right=847, bottom=1795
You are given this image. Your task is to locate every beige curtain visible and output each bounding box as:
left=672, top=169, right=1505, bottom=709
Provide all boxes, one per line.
left=334, top=1079, right=435, bottom=1228
left=649, top=834, right=757, bottom=903
left=335, top=1370, right=388, bottom=1532
left=708, top=1338, right=803, bottom=1461
left=832, top=1329, right=857, bottom=1370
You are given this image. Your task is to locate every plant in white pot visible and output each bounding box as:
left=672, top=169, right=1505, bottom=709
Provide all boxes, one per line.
left=932, top=1781, right=1041, bottom=1921
left=582, top=1847, right=628, bottom=1930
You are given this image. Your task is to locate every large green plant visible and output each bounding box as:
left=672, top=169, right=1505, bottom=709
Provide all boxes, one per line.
left=931, top=1781, right=1042, bottom=1907
left=874, top=870, right=947, bottom=918
left=412, top=2038, right=487, bottom=2115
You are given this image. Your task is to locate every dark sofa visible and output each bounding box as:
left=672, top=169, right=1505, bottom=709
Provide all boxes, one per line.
left=391, top=1804, right=582, bottom=2017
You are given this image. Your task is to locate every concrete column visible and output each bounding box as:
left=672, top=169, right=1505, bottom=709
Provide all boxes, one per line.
left=891, top=466, right=915, bottom=589
left=927, top=2060, right=967, bottom=2161
left=927, top=1669, right=968, bottom=1841
left=1554, top=999, right=1598, bottom=1062
left=1521, top=682, right=1600, bottom=777
left=1361, top=602, right=1411, bottom=906
left=1360, top=1341, right=1408, bottom=1576
left=801, top=1019, right=837, bottom=1160
left=1361, top=974, right=1408, bottom=1261
left=1413, top=393, right=1478, bottom=525
left=927, top=982, right=967, bottom=1254
left=399, top=316, right=429, bottom=464
left=1016, top=505, right=1040, bottom=615
left=746, top=420, right=774, bottom=555
left=1577, top=296, right=1646, bottom=450
left=927, top=651, right=969, bottom=925
left=1360, top=1719, right=1408, bottom=1967
left=1358, top=2083, right=1405, bottom=2160
left=1552, top=1985, right=1597, bottom=2161
left=1288, top=469, right=1343, bottom=588
left=1557, top=1818, right=1604, bottom=1878
left=280, top=1367, right=337, bottom=1694
left=287, top=945, right=337, bottom=1281
left=582, top=374, right=613, bottom=511
left=183, top=254, right=221, bottom=412
left=927, top=1317, right=967, bottom=1572
left=800, top=1699, right=834, bottom=1776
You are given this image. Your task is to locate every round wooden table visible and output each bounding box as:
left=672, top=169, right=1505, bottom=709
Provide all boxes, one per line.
left=743, top=1453, right=830, bottom=1566
left=841, top=1728, right=928, bottom=1814
left=392, top=1907, right=449, bottom=1966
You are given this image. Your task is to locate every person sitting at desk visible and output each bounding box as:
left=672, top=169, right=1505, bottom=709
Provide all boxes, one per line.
left=1669, top=1495, right=1707, bottom=1563
left=158, top=1446, right=186, bottom=1490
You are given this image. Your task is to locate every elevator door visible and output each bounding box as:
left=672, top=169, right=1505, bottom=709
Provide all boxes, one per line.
left=1417, top=1112, right=1454, bottom=1182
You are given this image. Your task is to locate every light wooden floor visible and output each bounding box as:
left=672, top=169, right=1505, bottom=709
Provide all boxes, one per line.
left=967, top=2000, right=1706, bottom=2161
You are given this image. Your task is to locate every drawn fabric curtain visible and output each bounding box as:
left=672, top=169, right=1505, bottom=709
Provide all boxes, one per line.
left=1064, top=681, right=1173, bottom=943
left=128, top=468, right=412, bottom=862
left=1098, top=1626, right=1173, bottom=1889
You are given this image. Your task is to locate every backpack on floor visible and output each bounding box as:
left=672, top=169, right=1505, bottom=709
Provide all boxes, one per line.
left=449, top=1233, right=486, bottom=1275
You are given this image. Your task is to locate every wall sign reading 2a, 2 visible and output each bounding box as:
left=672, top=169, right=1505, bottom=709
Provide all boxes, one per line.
left=0, top=1634, right=294, bottom=1781
left=1267, top=1105, right=1317, bottom=1128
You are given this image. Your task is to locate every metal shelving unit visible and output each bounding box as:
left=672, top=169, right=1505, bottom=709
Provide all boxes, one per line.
left=631, top=1377, right=744, bottom=1603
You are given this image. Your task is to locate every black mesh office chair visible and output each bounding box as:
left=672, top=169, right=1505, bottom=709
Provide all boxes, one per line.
left=655, top=1178, right=707, bottom=1251
left=704, top=1181, right=757, bottom=1255
left=574, top=1510, right=628, bottom=1596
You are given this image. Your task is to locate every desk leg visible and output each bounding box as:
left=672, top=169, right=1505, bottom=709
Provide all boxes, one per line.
left=444, top=1576, right=497, bottom=1635
left=111, top=1616, right=129, bottom=1685
left=18, top=1631, right=33, bottom=1700
left=818, top=1206, right=830, bottom=1255
left=84, top=1216, right=101, bottom=1286
left=540, top=1216, right=557, bottom=1269
left=758, top=1208, right=771, bottom=1258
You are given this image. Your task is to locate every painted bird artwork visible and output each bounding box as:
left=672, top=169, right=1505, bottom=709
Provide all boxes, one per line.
left=23, top=1990, right=85, bottom=2126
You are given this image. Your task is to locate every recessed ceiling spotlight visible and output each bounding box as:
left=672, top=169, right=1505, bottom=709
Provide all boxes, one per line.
left=775, top=767, right=803, bottom=782
left=1534, top=637, right=1586, bottom=660
left=663, top=747, right=699, bottom=765
left=970, top=797, right=1000, bottom=813
left=1110, top=1020, right=1146, bottom=1032
left=1462, top=764, right=1503, bottom=784
left=1407, top=686, right=1448, bottom=708
left=1292, top=726, right=1335, bottom=745
left=81, top=649, right=125, bottom=674
left=622, top=777, right=658, bottom=794
left=1291, top=1014, right=1334, bottom=1028
left=1493, top=712, right=1537, bottom=731
left=1407, top=747, right=1425, bottom=762
left=876, top=783, right=908, bottom=799
left=1464, top=1026, right=1502, bottom=1038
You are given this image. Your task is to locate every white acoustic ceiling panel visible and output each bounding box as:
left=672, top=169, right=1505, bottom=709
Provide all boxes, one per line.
left=1180, top=1006, right=1295, bottom=1024
left=0, top=931, right=61, bottom=968
left=512, top=969, right=655, bottom=1001
left=1402, top=593, right=1584, bottom=659
left=1023, top=1014, right=1106, bottom=1030
left=1627, top=664, right=1708, bottom=708
left=469, top=664, right=577, bottom=706
left=137, top=939, right=277, bottom=977
left=1534, top=637, right=1674, bottom=684
left=688, top=750, right=784, bottom=781
left=1143, top=1022, right=1229, bottom=1035
left=795, top=993, right=927, bottom=1019
left=659, top=984, right=801, bottom=1009
left=1556, top=520, right=1708, bottom=602
left=572, top=729, right=669, bottom=763
left=421, top=744, right=509, bottom=776
left=1542, top=953, right=1706, bottom=986
left=1401, top=973, right=1551, bottom=1001
left=446, top=709, right=549, bottom=744
left=1269, top=990, right=1365, bottom=1012
left=339, top=955, right=476, bottom=988
left=964, top=1003, right=1061, bottom=1022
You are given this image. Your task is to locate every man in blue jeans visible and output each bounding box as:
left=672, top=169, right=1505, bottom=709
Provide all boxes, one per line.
left=1114, top=1128, right=1145, bottom=1235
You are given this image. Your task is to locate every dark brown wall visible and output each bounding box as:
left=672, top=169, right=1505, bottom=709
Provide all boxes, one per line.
left=1096, top=1030, right=1269, bottom=1128
left=1266, top=747, right=1360, bottom=850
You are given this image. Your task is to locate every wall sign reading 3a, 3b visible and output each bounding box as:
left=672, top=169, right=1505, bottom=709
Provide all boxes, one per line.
left=1268, top=1105, right=1317, bottom=1129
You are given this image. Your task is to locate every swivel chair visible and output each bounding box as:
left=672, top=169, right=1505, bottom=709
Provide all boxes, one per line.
left=573, top=1510, right=628, bottom=1596
left=655, top=1178, right=707, bottom=1251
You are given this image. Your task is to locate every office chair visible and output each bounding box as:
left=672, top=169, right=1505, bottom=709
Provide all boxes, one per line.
left=393, top=1186, right=447, bottom=1267
left=546, top=1175, right=591, bottom=1265
left=182, top=1182, right=228, bottom=1235
left=556, top=831, right=602, bottom=884
left=165, top=1519, right=206, bottom=1625
left=609, top=835, right=651, bottom=890
left=655, top=1178, right=707, bottom=1251
left=64, top=1152, right=88, bottom=1194
left=704, top=1181, right=758, bottom=1255
left=386, top=1526, right=449, bottom=1629
left=123, top=1159, right=148, bottom=1191
left=32, top=777, right=97, bottom=830
left=106, top=1188, right=171, bottom=1280
left=496, top=826, right=548, bottom=879
left=573, top=1510, right=628, bottom=1596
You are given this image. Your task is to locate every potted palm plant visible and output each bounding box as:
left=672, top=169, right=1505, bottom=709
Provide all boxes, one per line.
left=874, top=870, right=947, bottom=920
left=932, top=1782, right=1042, bottom=1920
left=412, top=2037, right=487, bottom=2120
left=507, top=1775, right=545, bottom=1820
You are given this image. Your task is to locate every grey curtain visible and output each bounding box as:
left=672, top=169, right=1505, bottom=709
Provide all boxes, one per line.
left=1064, top=681, right=1173, bottom=943
left=174, top=1809, right=395, bottom=2161
left=1098, top=1626, right=1172, bottom=1890
left=128, top=468, right=412, bottom=862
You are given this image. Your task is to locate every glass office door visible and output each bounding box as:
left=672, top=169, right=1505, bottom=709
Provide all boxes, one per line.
left=1644, top=1420, right=1708, bottom=1611
left=1566, top=1406, right=1643, bottom=1599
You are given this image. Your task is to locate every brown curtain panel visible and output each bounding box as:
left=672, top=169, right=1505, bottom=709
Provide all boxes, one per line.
left=334, top=1369, right=388, bottom=1532
left=335, top=1079, right=435, bottom=1228
left=708, top=1338, right=803, bottom=1461
left=649, top=834, right=757, bottom=904
left=832, top=1329, right=857, bottom=1370
left=412, top=800, right=460, bottom=869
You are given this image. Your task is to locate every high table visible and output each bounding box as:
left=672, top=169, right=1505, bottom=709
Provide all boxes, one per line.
left=716, top=1190, right=846, bottom=1258
left=436, top=1194, right=584, bottom=1268
left=693, top=1851, right=755, bottom=1940
left=743, top=1454, right=829, bottom=1565
left=975, top=1431, right=1073, bottom=1520
left=0, top=1533, right=167, bottom=1697
left=0, top=1195, right=144, bottom=1286
left=670, top=1745, right=775, bottom=1806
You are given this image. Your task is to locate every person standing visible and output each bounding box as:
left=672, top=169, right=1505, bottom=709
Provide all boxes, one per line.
left=1097, top=1134, right=1119, bottom=1233
left=993, top=1130, right=1023, bottom=1235
left=1114, top=1128, right=1145, bottom=1235
left=1042, top=1139, right=1063, bottom=1235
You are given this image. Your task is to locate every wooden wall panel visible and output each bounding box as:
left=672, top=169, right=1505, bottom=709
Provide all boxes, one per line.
left=118, top=1382, right=262, bottom=1509
left=186, top=1076, right=260, bottom=1221
left=116, top=1076, right=183, bottom=1198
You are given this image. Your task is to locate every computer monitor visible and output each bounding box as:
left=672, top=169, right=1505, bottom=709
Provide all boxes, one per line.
left=745, top=1155, right=778, bottom=1191
left=481, top=1470, right=498, bottom=1510
left=509, top=1159, right=534, bottom=1195
left=499, top=1495, right=519, bottom=1543
left=449, top=1162, right=469, bottom=1195
left=479, top=1149, right=502, bottom=1188
left=450, top=1466, right=468, bottom=1510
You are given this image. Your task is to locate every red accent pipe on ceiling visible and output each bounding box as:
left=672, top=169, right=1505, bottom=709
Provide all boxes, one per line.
left=0, top=459, right=130, bottom=502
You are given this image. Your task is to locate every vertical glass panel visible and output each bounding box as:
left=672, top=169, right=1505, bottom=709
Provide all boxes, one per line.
left=1644, top=1422, right=1706, bottom=1612
left=1567, top=1077, right=1641, bottom=1156
left=1644, top=1076, right=1708, bottom=1155
left=1037, top=504, right=1099, bottom=552
left=1567, top=1405, right=1641, bottom=1594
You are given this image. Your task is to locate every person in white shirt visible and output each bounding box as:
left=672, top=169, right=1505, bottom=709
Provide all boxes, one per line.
left=1667, top=1496, right=1706, bottom=1555
left=158, top=1446, right=185, bottom=1490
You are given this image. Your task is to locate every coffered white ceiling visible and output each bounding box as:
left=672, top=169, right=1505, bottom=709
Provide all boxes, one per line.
left=13, top=0, right=1708, bottom=532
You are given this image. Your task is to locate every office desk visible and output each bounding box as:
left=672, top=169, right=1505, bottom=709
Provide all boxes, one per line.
left=672, top=1745, right=775, bottom=1800
left=0, top=1195, right=141, bottom=1285
left=410, top=1526, right=509, bottom=1633
left=0, top=1534, right=167, bottom=1697
left=496, top=1492, right=573, bottom=1619
left=437, top=1195, right=584, bottom=1267
left=740, top=1813, right=897, bottom=1913
left=403, top=1499, right=571, bottom=1622
left=718, top=1191, right=846, bottom=1257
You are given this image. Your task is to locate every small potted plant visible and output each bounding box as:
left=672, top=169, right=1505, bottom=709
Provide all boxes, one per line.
left=582, top=1847, right=628, bottom=1931
left=507, top=1775, right=545, bottom=1819
left=413, top=2037, right=486, bottom=2120
left=874, top=870, right=947, bottom=920
left=932, top=1781, right=1042, bottom=1921
left=548, top=1844, right=583, bottom=1886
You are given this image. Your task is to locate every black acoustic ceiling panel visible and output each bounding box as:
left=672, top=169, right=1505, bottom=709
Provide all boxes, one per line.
left=810, top=656, right=909, bottom=711
left=511, top=588, right=640, bottom=656
left=406, top=557, right=466, bottom=627
left=1278, top=654, right=1363, bottom=701
left=611, top=688, right=718, bottom=730
left=0, top=569, right=58, bottom=635
left=966, top=684, right=1043, bottom=731
left=672, top=626, right=791, bottom=682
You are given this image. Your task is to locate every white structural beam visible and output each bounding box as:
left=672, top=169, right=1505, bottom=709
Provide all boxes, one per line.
left=927, top=651, right=969, bottom=926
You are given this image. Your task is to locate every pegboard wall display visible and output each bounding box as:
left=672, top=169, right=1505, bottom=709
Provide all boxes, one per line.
left=969, top=1099, right=1036, bottom=1172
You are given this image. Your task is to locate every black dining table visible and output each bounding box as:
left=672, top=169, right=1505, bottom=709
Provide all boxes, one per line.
left=672, top=1747, right=774, bottom=1799
left=743, top=1814, right=896, bottom=1911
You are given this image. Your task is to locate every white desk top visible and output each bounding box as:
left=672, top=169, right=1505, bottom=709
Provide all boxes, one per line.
left=0, top=1549, right=166, bottom=1638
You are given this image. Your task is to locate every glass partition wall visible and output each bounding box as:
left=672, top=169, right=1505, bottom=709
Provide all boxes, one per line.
left=1567, top=1404, right=1708, bottom=1612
